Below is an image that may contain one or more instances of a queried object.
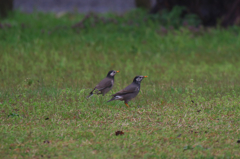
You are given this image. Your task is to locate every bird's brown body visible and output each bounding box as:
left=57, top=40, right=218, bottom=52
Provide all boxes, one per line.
left=92, top=77, right=114, bottom=95
left=107, top=75, right=147, bottom=107
left=87, top=70, right=119, bottom=98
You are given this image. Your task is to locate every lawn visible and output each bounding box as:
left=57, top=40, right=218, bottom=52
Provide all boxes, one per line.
left=0, top=11, right=240, bottom=158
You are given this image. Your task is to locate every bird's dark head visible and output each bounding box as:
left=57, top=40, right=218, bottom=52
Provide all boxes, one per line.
left=133, top=75, right=148, bottom=84
left=107, top=70, right=120, bottom=78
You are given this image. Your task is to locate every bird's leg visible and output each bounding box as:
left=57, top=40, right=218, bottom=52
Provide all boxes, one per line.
left=125, top=103, right=130, bottom=108
left=97, top=92, right=102, bottom=95
left=95, top=89, right=99, bottom=94
left=96, top=90, right=102, bottom=95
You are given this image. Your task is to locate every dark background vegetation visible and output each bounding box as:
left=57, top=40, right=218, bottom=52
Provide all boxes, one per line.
left=1, top=0, right=240, bottom=27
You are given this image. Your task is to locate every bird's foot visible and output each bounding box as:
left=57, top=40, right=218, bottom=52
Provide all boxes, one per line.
left=125, top=103, right=130, bottom=108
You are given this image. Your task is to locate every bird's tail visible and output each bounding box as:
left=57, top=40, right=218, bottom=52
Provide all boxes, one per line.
left=86, top=88, right=95, bottom=99
left=86, top=92, right=93, bottom=99
left=107, top=95, right=122, bottom=102
left=107, top=97, right=116, bottom=102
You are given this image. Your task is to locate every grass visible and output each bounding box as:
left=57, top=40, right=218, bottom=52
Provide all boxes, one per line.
left=0, top=10, right=240, bottom=158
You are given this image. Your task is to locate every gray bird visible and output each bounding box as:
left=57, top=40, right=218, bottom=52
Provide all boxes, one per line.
left=87, top=70, right=120, bottom=98
left=107, top=75, right=148, bottom=107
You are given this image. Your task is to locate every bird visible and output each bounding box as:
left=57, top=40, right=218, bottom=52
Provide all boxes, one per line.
left=87, top=70, right=120, bottom=98
left=107, top=75, right=148, bottom=107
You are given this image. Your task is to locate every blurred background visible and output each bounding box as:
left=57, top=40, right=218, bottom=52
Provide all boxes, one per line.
left=13, top=0, right=154, bottom=13
left=1, top=0, right=240, bottom=27
left=0, top=0, right=240, bottom=89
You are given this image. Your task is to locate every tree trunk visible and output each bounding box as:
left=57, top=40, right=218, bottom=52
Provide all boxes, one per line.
left=0, top=0, right=13, bottom=18
left=135, top=0, right=152, bottom=9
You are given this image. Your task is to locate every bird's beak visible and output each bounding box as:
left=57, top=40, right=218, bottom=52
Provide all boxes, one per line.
left=116, top=71, right=120, bottom=73
left=144, top=76, right=148, bottom=78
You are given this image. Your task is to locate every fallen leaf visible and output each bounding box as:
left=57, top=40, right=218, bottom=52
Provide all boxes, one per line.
left=115, top=131, right=124, bottom=136
left=25, top=148, right=30, bottom=153
left=43, top=140, right=51, bottom=144
left=191, top=100, right=197, bottom=106
left=14, top=148, right=20, bottom=152
left=92, top=150, right=97, bottom=154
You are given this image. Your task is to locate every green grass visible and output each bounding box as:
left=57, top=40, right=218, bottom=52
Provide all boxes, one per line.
left=0, top=11, right=240, bottom=158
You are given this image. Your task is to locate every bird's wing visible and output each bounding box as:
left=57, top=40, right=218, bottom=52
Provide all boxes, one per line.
left=87, top=78, right=113, bottom=98
left=95, top=78, right=113, bottom=91
left=112, top=84, right=138, bottom=96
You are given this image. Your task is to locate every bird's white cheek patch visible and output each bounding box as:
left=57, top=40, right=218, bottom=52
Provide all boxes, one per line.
left=110, top=72, right=115, bottom=76
left=115, top=96, right=123, bottom=99
left=136, top=77, right=142, bottom=81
